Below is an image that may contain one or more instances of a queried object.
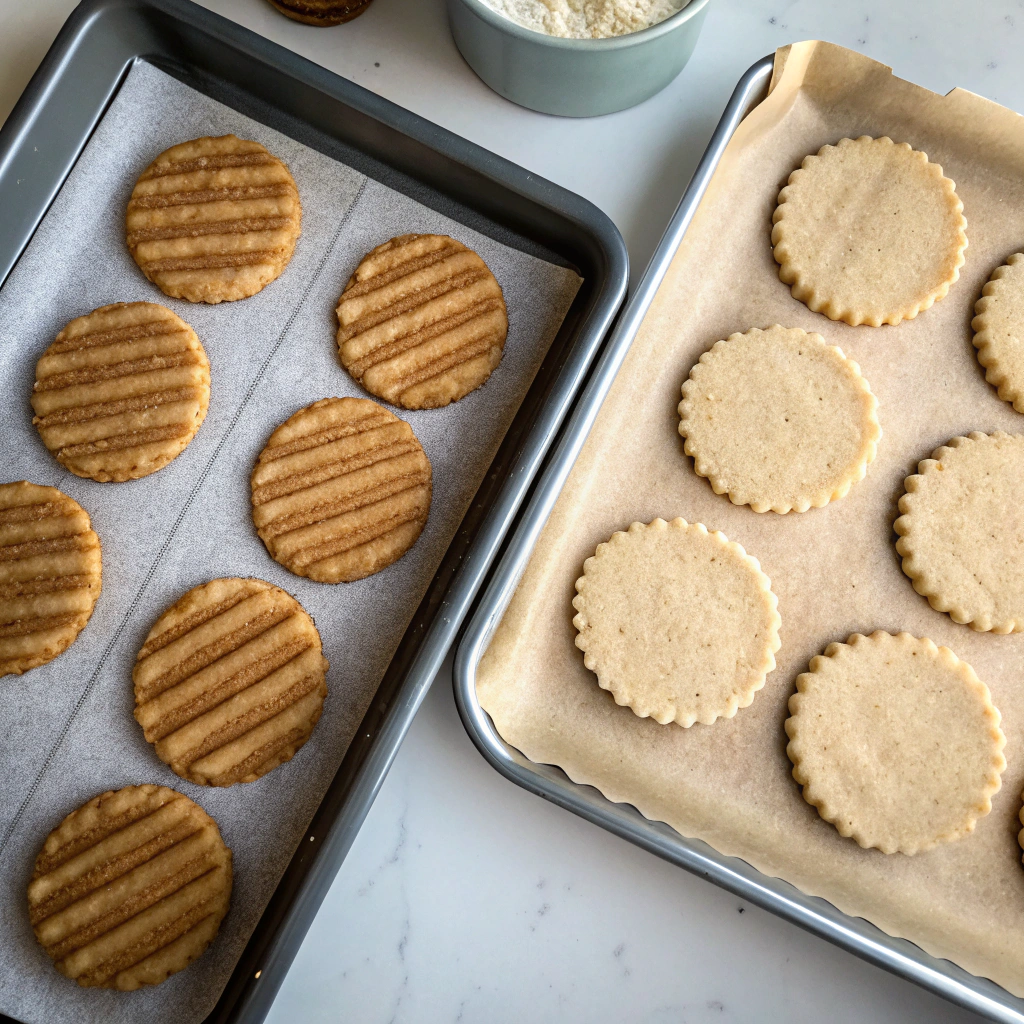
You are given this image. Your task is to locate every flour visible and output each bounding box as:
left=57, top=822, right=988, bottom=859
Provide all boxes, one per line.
left=479, top=0, right=687, bottom=39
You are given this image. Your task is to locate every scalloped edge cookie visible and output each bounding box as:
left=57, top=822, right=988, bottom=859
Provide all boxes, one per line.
left=786, top=631, right=1006, bottom=856
left=772, top=136, right=967, bottom=327
left=678, top=325, right=881, bottom=513
left=572, top=518, right=781, bottom=728
left=895, top=432, right=1024, bottom=633
left=973, top=253, right=1024, bottom=413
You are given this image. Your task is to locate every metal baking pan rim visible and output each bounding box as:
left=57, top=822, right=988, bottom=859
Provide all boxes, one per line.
left=452, top=53, right=1024, bottom=1024
left=0, top=1, right=629, bottom=1021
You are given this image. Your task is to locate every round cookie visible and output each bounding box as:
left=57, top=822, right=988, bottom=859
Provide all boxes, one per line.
left=32, top=302, right=210, bottom=482
left=0, top=482, right=102, bottom=678
left=786, top=632, right=1005, bottom=855
left=126, top=135, right=302, bottom=304
left=572, top=518, right=781, bottom=727
left=973, top=253, right=1024, bottom=412
left=336, top=233, right=508, bottom=409
left=28, top=784, right=232, bottom=990
left=678, top=325, right=880, bottom=513
left=251, top=397, right=432, bottom=582
left=134, top=578, right=329, bottom=786
left=895, top=432, right=1024, bottom=632
left=772, top=136, right=967, bottom=327
left=267, top=0, right=374, bottom=24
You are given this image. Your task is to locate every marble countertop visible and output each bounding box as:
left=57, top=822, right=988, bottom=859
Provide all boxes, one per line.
left=1, top=0, right=1020, bottom=1021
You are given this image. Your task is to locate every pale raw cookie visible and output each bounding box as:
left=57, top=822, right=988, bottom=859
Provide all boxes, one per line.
left=133, top=578, right=329, bottom=786
left=572, top=518, right=781, bottom=727
left=28, top=784, right=232, bottom=990
left=772, top=136, right=968, bottom=327
left=32, top=302, right=211, bottom=482
left=251, top=397, right=432, bottom=582
left=895, top=432, right=1024, bottom=632
left=972, top=253, right=1024, bottom=412
left=678, top=325, right=880, bottom=513
left=0, top=481, right=102, bottom=677
left=126, top=135, right=302, bottom=304
left=336, top=234, right=508, bottom=410
left=786, top=631, right=1006, bottom=856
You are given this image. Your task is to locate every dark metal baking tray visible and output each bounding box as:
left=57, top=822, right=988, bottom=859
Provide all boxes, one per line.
left=0, top=1, right=628, bottom=1021
left=453, top=54, right=1024, bottom=1024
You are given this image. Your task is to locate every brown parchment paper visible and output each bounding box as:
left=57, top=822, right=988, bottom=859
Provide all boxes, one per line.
left=477, top=40, right=1024, bottom=996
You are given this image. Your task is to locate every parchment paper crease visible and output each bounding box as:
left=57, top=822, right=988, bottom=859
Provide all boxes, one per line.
left=0, top=60, right=581, bottom=1024
left=478, top=40, right=1024, bottom=997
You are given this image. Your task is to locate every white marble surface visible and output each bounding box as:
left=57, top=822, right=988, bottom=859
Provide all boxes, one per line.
left=1, top=0, right=1022, bottom=1021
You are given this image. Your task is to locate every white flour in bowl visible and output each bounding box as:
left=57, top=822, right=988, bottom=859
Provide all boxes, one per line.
left=478, top=0, right=688, bottom=38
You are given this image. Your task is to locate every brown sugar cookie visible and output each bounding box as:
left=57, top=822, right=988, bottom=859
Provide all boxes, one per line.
left=772, top=136, right=967, bottom=327
left=786, top=632, right=1005, bottom=855
left=32, top=302, right=210, bottom=482
left=134, top=578, right=328, bottom=786
left=336, top=234, right=508, bottom=409
left=127, top=135, right=302, bottom=304
left=267, top=0, right=374, bottom=24
left=251, top=397, right=432, bottom=582
left=973, top=253, right=1024, bottom=413
left=28, top=784, right=231, bottom=990
left=0, top=481, right=102, bottom=677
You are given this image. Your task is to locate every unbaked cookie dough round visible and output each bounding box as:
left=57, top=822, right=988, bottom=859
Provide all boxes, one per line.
left=895, top=432, right=1024, bottom=633
left=572, top=518, right=781, bottom=728
left=973, top=254, right=1024, bottom=413
left=678, top=325, right=880, bottom=513
left=772, top=136, right=967, bottom=327
left=786, top=631, right=1005, bottom=855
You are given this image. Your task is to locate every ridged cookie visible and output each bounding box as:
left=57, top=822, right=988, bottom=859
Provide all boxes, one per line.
left=972, top=253, right=1024, bottom=413
left=787, top=632, right=1005, bottom=855
left=679, top=326, right=880, bottom=513
left=895, top=432, right=1024, bottom=632
left=127, top=135, right=302, bottom=303
left=336, top=234, right=508, bottom=409
left=572, top=518, right=781, bottom=727
left=772, top=136, right=967, bottom=326
left=28, top=784, right=231, bottom=990
left=134, top=578, right=328, bottom=786
left=0, top=481, right=102, bottom=677
left=267, top=0, right=374, bottom=24
left=251, top=397, right=432, bottom=583
left=32, top=302, right=210, bottom=482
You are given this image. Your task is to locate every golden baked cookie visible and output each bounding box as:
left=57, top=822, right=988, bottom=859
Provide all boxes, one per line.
left=0, top=481, right=102, bottom=677
left=134, top=578, right=328, bottom=786
left=895, top=432, right=1024, bottom=632
left=678, top=325, right=880, bottom=513
left=251, top=397, right=432, bottom=583
left=973, top=253, right=1024, bottom=413
left=127, top=135, right=302, bottom=304
left=28, top=784, right=232, bottom=990
left=572, top=518, right=781, bottom=727
left=772, top=136, right=967, bottom=327
left=267, top=0, right=374, bottom=24
left=336, top=234, right=508, bottom=409
left=786, top=632, right=1006, bottom=855
left=32, top=302, right=210, bottom=482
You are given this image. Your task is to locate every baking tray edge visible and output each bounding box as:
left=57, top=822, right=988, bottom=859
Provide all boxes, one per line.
left=452, top=52, right=1024, bottom=1024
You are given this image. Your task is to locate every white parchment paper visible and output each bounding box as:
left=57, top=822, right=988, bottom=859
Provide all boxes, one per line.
left=0, top=60, right=581, bottom=1024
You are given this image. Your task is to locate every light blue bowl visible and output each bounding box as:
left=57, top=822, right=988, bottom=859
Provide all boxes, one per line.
left=447, top=0, right=712, bottom=117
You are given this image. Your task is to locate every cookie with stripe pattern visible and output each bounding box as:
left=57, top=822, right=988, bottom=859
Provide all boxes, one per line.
left=251, top=397, right=432, bottom=582
left=127, top=135, right=302, bottom=304
left=0, top=481, right=101, bottom=677
left=28, top=784, right=231, bottom=990
left=134, top=578, right=328, bottom=786
left=337, top=233, right=508, bottom=409
left=32, top=302, right=210, bottom=482
left=267, top=0, right=374, bottom=25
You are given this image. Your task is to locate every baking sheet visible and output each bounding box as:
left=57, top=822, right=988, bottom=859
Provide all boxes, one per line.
left=477, top=40, right=1024, bottom=997
left=0, top=59, right=581, bottom=1024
